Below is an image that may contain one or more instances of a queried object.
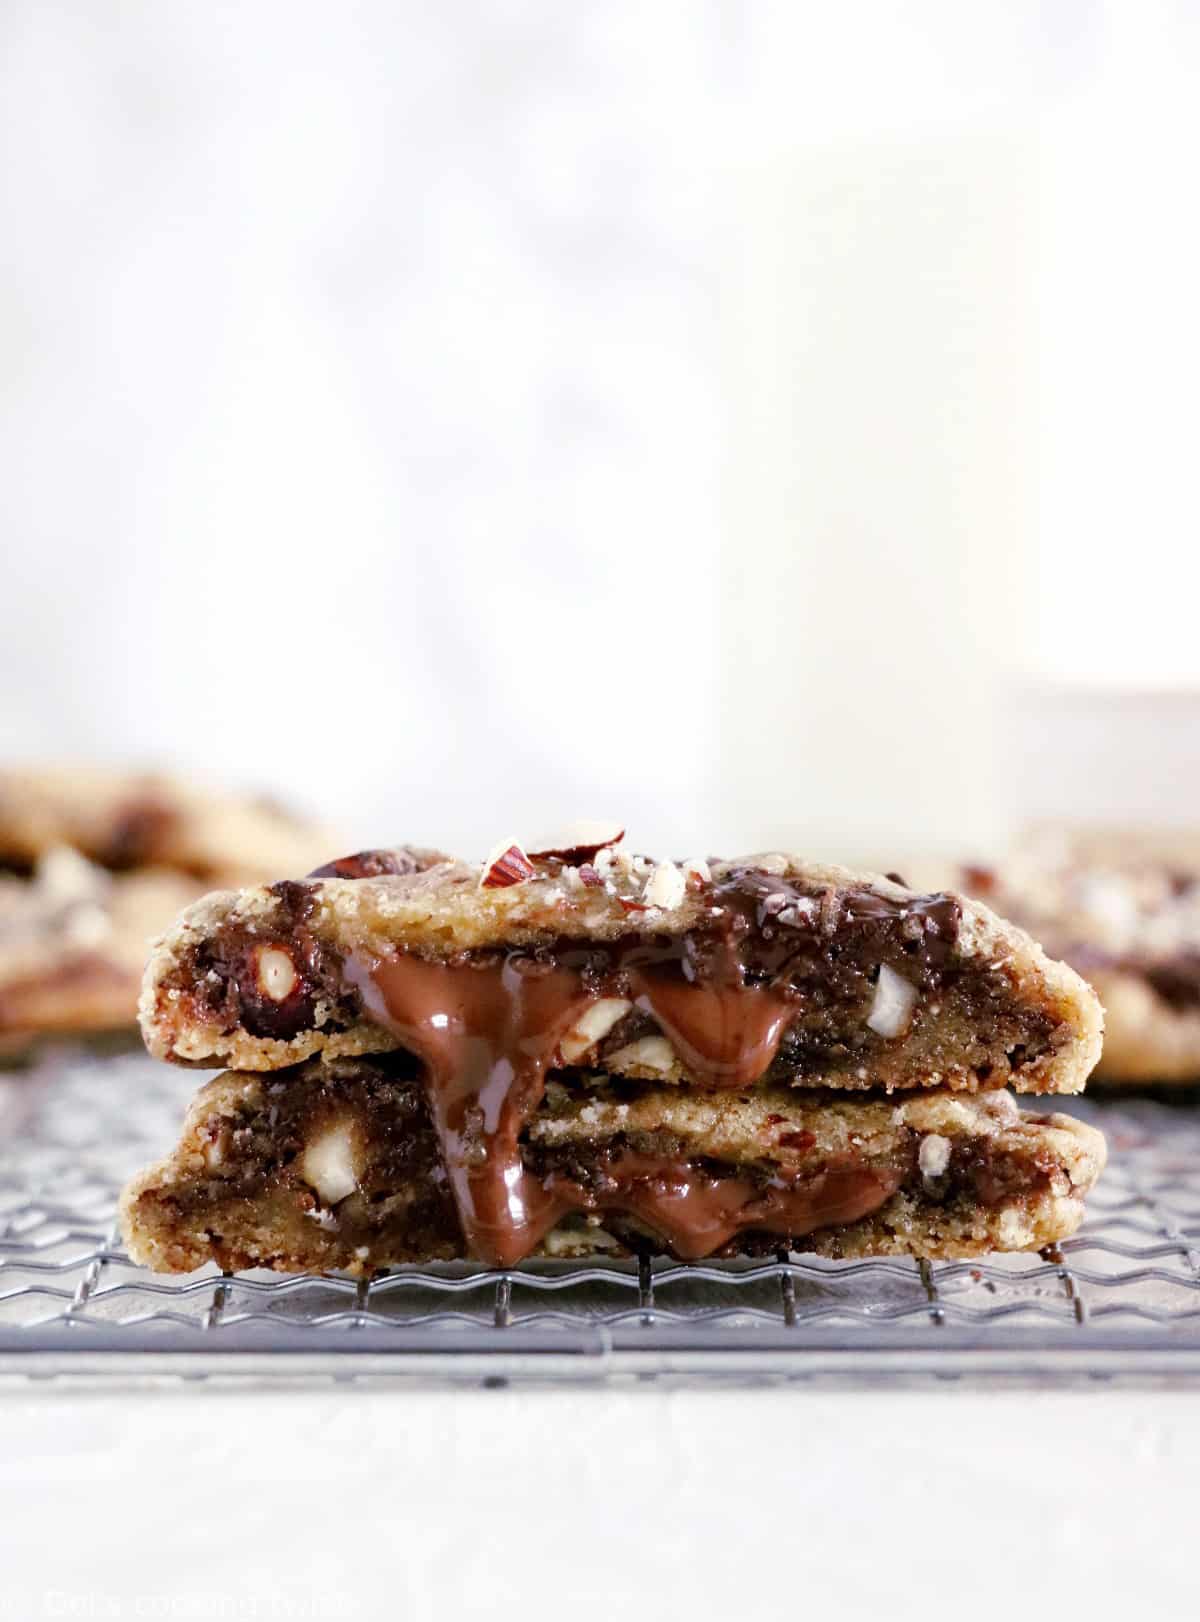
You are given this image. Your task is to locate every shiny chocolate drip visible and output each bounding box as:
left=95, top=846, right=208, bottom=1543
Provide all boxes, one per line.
left=344, top=872, right=959, bottom=1264
left=346, top=952, right=591, bottom=1265
left=347, top=947, right=808, bottom=1260
left=628, top=969, right=796, bottom=1087
left=541, top=1155, right=903, bottom=1259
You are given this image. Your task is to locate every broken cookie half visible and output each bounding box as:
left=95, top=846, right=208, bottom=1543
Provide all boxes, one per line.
left=141, top=846, right=1101, bottom=1094
left=123, top=836, right=1105, bottom=1271
left=120, top=1053, right=1106, bottom=1273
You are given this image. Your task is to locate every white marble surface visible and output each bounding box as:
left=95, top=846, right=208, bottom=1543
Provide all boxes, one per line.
left=1, top=1384, right=1193, bottom=1619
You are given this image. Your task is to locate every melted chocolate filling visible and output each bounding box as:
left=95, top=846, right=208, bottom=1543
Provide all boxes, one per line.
left=157, top=1060, right=1072, bottom=1270
left=533, top=1152, right=903, bottom=1260
left=337, top=870, right=962, bottom=1263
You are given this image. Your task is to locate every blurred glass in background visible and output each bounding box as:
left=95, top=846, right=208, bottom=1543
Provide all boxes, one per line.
left=1, top=1, right=1196, bottom=861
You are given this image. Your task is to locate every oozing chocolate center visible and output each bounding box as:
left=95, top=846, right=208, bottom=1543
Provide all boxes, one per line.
left=342, top=870, right=960, bottom=1264
left=536, top=1154, right=903, bottom=1260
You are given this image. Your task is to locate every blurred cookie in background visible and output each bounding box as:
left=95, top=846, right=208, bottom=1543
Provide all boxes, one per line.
left=0, top=769, right=339, bottom=1058
left=0, top=766, right=337, bottom=886
left=950, top=826, right=1200, bottom=1086
left=0, top=849, right=201, bottom=1057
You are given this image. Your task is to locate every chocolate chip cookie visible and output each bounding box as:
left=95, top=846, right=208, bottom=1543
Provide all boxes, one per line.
left=123, top=831, right=1104, bottom=1269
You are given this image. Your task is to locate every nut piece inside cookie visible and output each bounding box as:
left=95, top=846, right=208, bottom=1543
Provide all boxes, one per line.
left=254, top=946, right=298, bottom=1003
left=867, top=964, right=918, bottom=1038
left=558, top=998, right=632, bottom=1062
left=605, top=1035, right=676, bottom=1075
left=643, top=861, right=685, bottom=910
left=299, top=1121, right=360, bottom=1205
left=918, top=1133, right=951, bottom=1184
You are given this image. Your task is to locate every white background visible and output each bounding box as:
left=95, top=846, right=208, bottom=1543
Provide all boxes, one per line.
left=2, top=2, right=1198, bottom=863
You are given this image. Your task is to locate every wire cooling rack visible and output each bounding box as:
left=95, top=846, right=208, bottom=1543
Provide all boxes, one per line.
left=1, top=1047, right=1199, bottom=1383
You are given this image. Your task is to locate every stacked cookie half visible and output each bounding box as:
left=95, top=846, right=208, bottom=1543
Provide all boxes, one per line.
left=122, top=833, right=1106, bottom=1273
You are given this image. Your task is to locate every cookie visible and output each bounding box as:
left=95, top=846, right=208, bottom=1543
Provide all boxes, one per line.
left=0, top=847, right=202, bottom=1054
left=140, top=844, right=1102, bottom=1097
left=951, top=825, right=1200, bottom=1084
left=120, top=1053, right=1106, bottom=1273
left=0, top=765, right=337, bottom=884
left=125, top=833, right=1105, bottom=1268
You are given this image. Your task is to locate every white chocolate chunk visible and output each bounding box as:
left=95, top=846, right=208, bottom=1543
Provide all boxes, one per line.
left=300, top=1122, right=359, bottom=1205
left=255, top=945, right=298, bottom=1002
left=867, top=963, right=918, bottom=1038
left=606, top=1035, right=676, bottom=1075
left=559, top=997, right=633, bottom=1062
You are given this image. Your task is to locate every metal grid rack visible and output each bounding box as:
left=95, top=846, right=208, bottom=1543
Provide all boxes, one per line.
left=2, top=1047, right=1200, bottom=1382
